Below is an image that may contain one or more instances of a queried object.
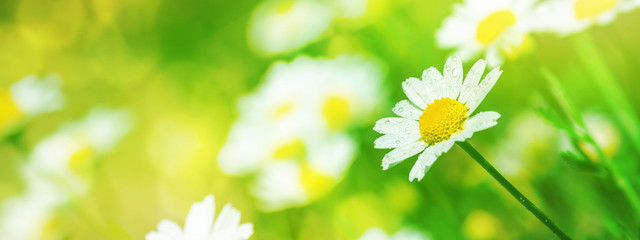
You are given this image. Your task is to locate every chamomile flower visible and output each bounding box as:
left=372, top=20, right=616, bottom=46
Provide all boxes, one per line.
left=436, top=0, right=537, bottom=66
left=373, top=56, right=501, bottom=181
left=26, top=108, right=132, bottom=192
left=0, top=170, right=66, bottom=240
left=248, top=0, right=333, bottom=54
left=1, top=74, right=64, bottom=134
left=532, top=0, right=640, bottom=35
left=359, top=228, right=429, bottom=240
left=146, top=195, right=253, bottom=240
left=237, top=55, right=383, bottom=130
left=219, top=119, right=355, bottom=211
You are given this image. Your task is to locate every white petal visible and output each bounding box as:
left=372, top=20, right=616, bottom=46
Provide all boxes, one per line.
left=374, top=134, right=421, bottom=149
left=458, top=59, right=486, bottom=104
left=373, top=117, right=420, bottom=137
left=211, top=204, right=242, bottom=239
left=235, top=223, right=254, bottom=239
left=465, top=67, right=502, bottom=113
left=392, top=100, right=422, bottom=120
left=452, top=111, right=501, bottom=142
left=408, top=140, right=455, bottom=181
left=402, top=77, right=428, bottom=109
left=381, top=141, right=426, bottom=170
left=485, top=45, right=504, bottom=67
left=443, top=56, right=464, bottom=99
left=184, top=195, right=215, bottom=239
left=422, top=67, right=445, bottom=101
left=157, top=220, right=183, bottom=239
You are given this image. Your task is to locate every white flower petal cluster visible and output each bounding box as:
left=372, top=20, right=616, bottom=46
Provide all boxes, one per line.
left=219, top=55, right=383, bottom=211
left=146, top=195, right=253, bottom=240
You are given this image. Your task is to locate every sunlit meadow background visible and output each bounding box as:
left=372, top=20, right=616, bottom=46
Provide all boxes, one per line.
left=1, top=0, right=640, bottom=239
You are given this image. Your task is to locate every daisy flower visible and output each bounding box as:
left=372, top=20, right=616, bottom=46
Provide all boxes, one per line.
left=219, top=119, right=355, bottom=211
left=1, top=74, right=64, bottom=134
left=146, top=195, right=253, bottom=240
left=27, top=108, right=132, bottom=192
left=0, top=170, right=67, bottom=240
left=218, top=55, right=381, bottom=210
left=359, top=228, right=429, bottom=240
left=532, top=0, right=640, bottom=35
left=436, top=0, right=537, bottom=66
left=248, top=0, right=333, bottom=54
left=237, top=55, right=383, bottom=131
left=373, top=56, right=501, bottom=181
left=372, top=57, right=571, bottom=239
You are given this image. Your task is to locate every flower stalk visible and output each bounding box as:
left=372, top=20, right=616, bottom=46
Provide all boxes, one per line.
left=457, top=141, right=571, bottom=240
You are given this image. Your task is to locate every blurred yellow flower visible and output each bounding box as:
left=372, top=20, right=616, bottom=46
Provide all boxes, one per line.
left=374, top=56, right=501, bottom=181
left=463, top=210, right=501, bottom=240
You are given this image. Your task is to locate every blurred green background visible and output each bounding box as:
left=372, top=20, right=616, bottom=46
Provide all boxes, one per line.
left=1, top=0, right=640, bottom=239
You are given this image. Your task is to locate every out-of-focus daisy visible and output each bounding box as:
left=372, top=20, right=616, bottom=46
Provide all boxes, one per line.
left=436, top=0, right=537, bottom=66
left=331, top=0, right=368, bottom=18
left=532, top=0, right=640, bottom=35
left=0, top=170, right=66, bottom=240
left=146, top=194, right=253, bottom=240
left=237, top=55, right=383, bottom=131
left=219, top=54, right=381, bottom=210
left=0, top=74, right=64, bottom=134
left=219, top=119, right=355, bottom=211
left=26, top=108, right=132, bottom=192
left=493, top=112, right=557, bottom=176
left=559, top=112, right=621, bottom=161
left=373, top=56, right=501, bottom=181
left=359, top=228, right=429, bottom=240
left=248, top=0, right=333, bottom=54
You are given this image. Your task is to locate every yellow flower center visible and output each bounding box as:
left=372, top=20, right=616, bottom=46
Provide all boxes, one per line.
left=0, top=89, right=23, bottom=131
left=300, top=165, right=334, bottom=199
left=272, top=101, right=295, bottom=119
left=574, top=0, right=617, bottom=20
left=276, top=0, right=295, bottom=14
left=68, top=146, right=94, bottom=173
left=272, top=138, right=306, bottom=160
left=322, top=95, right=351, bottom=130
left=499, top=34, right=534, bottom=60
left=419, top=98, right=468, bottom=145
left=476, top=10, right=517, bottom=45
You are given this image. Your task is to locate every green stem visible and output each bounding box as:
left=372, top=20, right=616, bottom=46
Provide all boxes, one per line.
left=457, top=141, right=571, bottom=240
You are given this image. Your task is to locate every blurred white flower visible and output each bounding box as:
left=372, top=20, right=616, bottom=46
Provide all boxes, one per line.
left=146, top=195, right=253, bottom=240
left=238, top=55, right=383, bottom=131
left=559, top=112, right=621, bottom=161
left=436, top=0, right=537, bottom=66
left=532, top=0, right=640, bottom=35
left=493, top=112, right=557, bottom=176
left=1, top=74, right=64, bottom=133
left=359, top=228, right=429, bottom=240
left=373, top=56, right=501, bottom=181
left=331, top=0, right=368, bottom=18
left=219, top=54, right=380, bottom=210
left=0, top=170, right=67, bottom=240
left=220, top=119, right=355, bottom=211
left=27, top=108, right=133, bottom=192
left=248, top=0, right=333, bottom=54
